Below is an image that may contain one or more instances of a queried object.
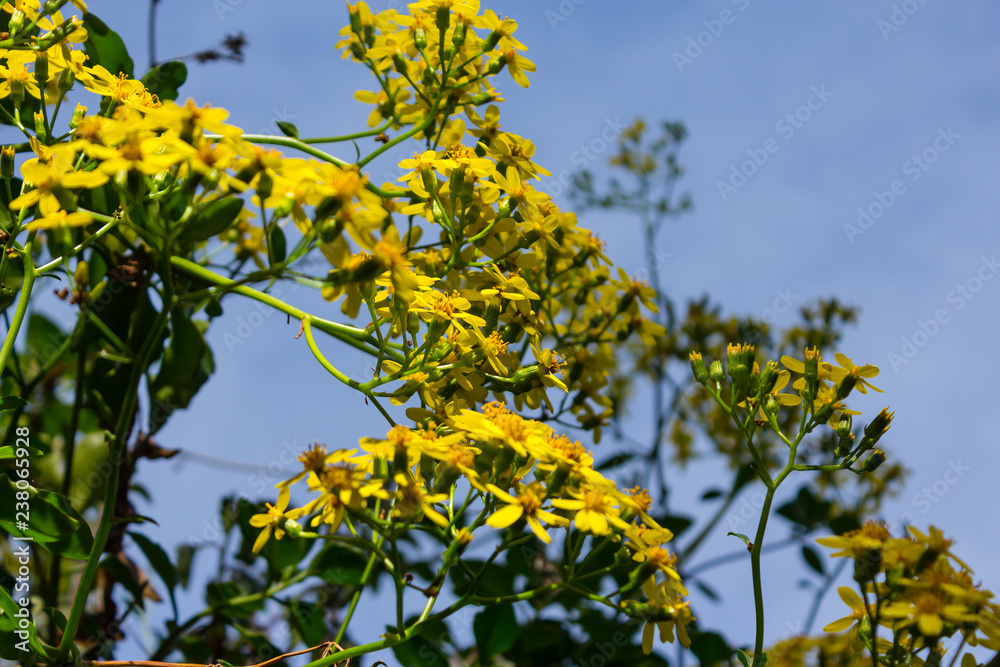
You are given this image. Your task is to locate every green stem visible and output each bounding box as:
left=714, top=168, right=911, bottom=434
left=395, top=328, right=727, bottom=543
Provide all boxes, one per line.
left=750, top=485, right=776, bottom=667
left=0, top=237, right=37, bottom=379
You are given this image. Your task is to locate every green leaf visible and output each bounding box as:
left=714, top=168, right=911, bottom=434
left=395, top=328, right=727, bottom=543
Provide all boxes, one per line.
left=776, top=486, right=831, bottom=531
left=727, top=532, right=752, bottom=549
left=701, top=488, right=724, bottom=501
left=99, top=556, right=146, bottom=608
left=179, top=197, right=244, bottom=242
left=0, top=585, right=47, bottom=661
left=82, top=13, right=134, bottom=78
left=0, top=445, right=42, bottom=460
left=0, top=396, right=26, bottom=412
left=149, top=308, right=214, bottom=433
left=268, top=224, right=287, bottom=265
left=801, top=545, right=825, bottom=575
left=276, top=121, right=299, bottom=139
left=0, top=478, right=93, bottom=559
left=689, top=631, right=733, bottom=665
left=307, top=543, right=368, bottom=585
left=130, top=532, right=178, bottom=616
left=736, top=649, right=752, bottom=667
left=177, top=544, right=197, bottom=588
left=474, top=605, right=517, bottom=659
left=391, top=636, right=448, bottom=667
left=287, top=601, right=326, bottom=647
left=141, top=61, right=187, bottom=101
left=205, top=581, right=263, bottom=618
left=694, top=578, right=721, bottom=603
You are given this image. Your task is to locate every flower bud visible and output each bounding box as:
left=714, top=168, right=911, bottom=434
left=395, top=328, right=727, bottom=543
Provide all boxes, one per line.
left=34, top=52, right=49, bottom=91
left=435, top=6, right=450, bottom=32
left=486, top=53, right=507, bottom=75
left=763, top=394, right=779, bottom=420
left=835, top=431, right=855, bottom=459
left=281, top=517, right=302, bottom=539
left=689, top=351, right=708, bottom=384
left=1, top=146, right=14, bottom=182
left=836, top=415, right=852, bottom=439
left=469, top=91, right=495, bottom=106
left=755, top=360, right=779, bottom=400
left=452, top=19, right=468, bottom=46
left=9, top=10, right=25, bottom=36
left=73, top=260, right=89, bottom=288
left=70, top=104, right=87, bottom=129
left=34, top=111, right=47, bottom=142
left=863, top=408, right=894, bottom=442
left=709, top=360, right=725, bottom=383
left=803, top=347, right=820, bottom=401
left=726, top=342, right=740, bottom=370
left=413, top=27, right=427, bottom=50
left=55, top=68, right=75, bottom=96
left=272, top=193, right=296, bottom=219
left=861, top=449, right=886, bottom=473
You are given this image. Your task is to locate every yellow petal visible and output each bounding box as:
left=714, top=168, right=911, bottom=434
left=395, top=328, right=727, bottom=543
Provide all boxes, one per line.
left=486, top=504, right=523, bottom=529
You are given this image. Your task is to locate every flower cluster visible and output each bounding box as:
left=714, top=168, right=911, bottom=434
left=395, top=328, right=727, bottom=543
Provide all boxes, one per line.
left=816, top=521, right=1000, bottom=663
left=255, top=400, right=693, bottom=652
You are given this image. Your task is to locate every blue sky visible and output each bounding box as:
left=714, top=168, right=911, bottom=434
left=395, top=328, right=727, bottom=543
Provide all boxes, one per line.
left=63, top=0, right=1000, bottom=662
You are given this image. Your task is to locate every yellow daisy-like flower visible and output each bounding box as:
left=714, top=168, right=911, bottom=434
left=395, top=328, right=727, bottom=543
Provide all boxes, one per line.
left=248, top=486, right=305, bottom=554
left=826, top=353, right=884, bottom=394
left=550, top=483, right=629, bottom=536
left=24, top=209, right=93, bottom=231
left=823, top=586, right=868, bottom=635
left=485, top=481, right=568, bottom=544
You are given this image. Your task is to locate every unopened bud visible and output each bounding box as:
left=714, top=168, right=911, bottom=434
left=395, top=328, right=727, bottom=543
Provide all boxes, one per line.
left=863, top=408, right=894, bottom=442
left=413, top=28, right=427, bottom=51
left=861, top=449, right=886, bottom=473
left=34, top=111, right=47, bottom=142
left=689, top=351, right=708, bottom=384
left=486, top=53, right=507, bottom=75
left=70, top=104, right=87, bottom=129
left=34, top=52, right=49, bottom=91
left=1, top=146, right=14, bottom=181
left=708, top=360, right=725, bottom=383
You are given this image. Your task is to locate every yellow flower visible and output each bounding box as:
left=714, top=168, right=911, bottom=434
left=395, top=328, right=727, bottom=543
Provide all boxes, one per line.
left=550, top=483, right=629, bottom=536
left=248, top=487, right=305, bottom=554
left=883, top=590, right=976, bottom=637
left=826, top=353, right=884, bottom=394
left=485, top=481, right=568, bottom=544
left=24, top=209, right=93, bottom=230
left=823, top=586, right=868, bottom=637
left=0, top=51, right=40, bottom=100
left=10, top=144, right=108, bottom=216
left=392, top=473, right=450, bottom=528
left=637, top=575, right=694, bottom=654
left=816, top=520, right=890, bottom=559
